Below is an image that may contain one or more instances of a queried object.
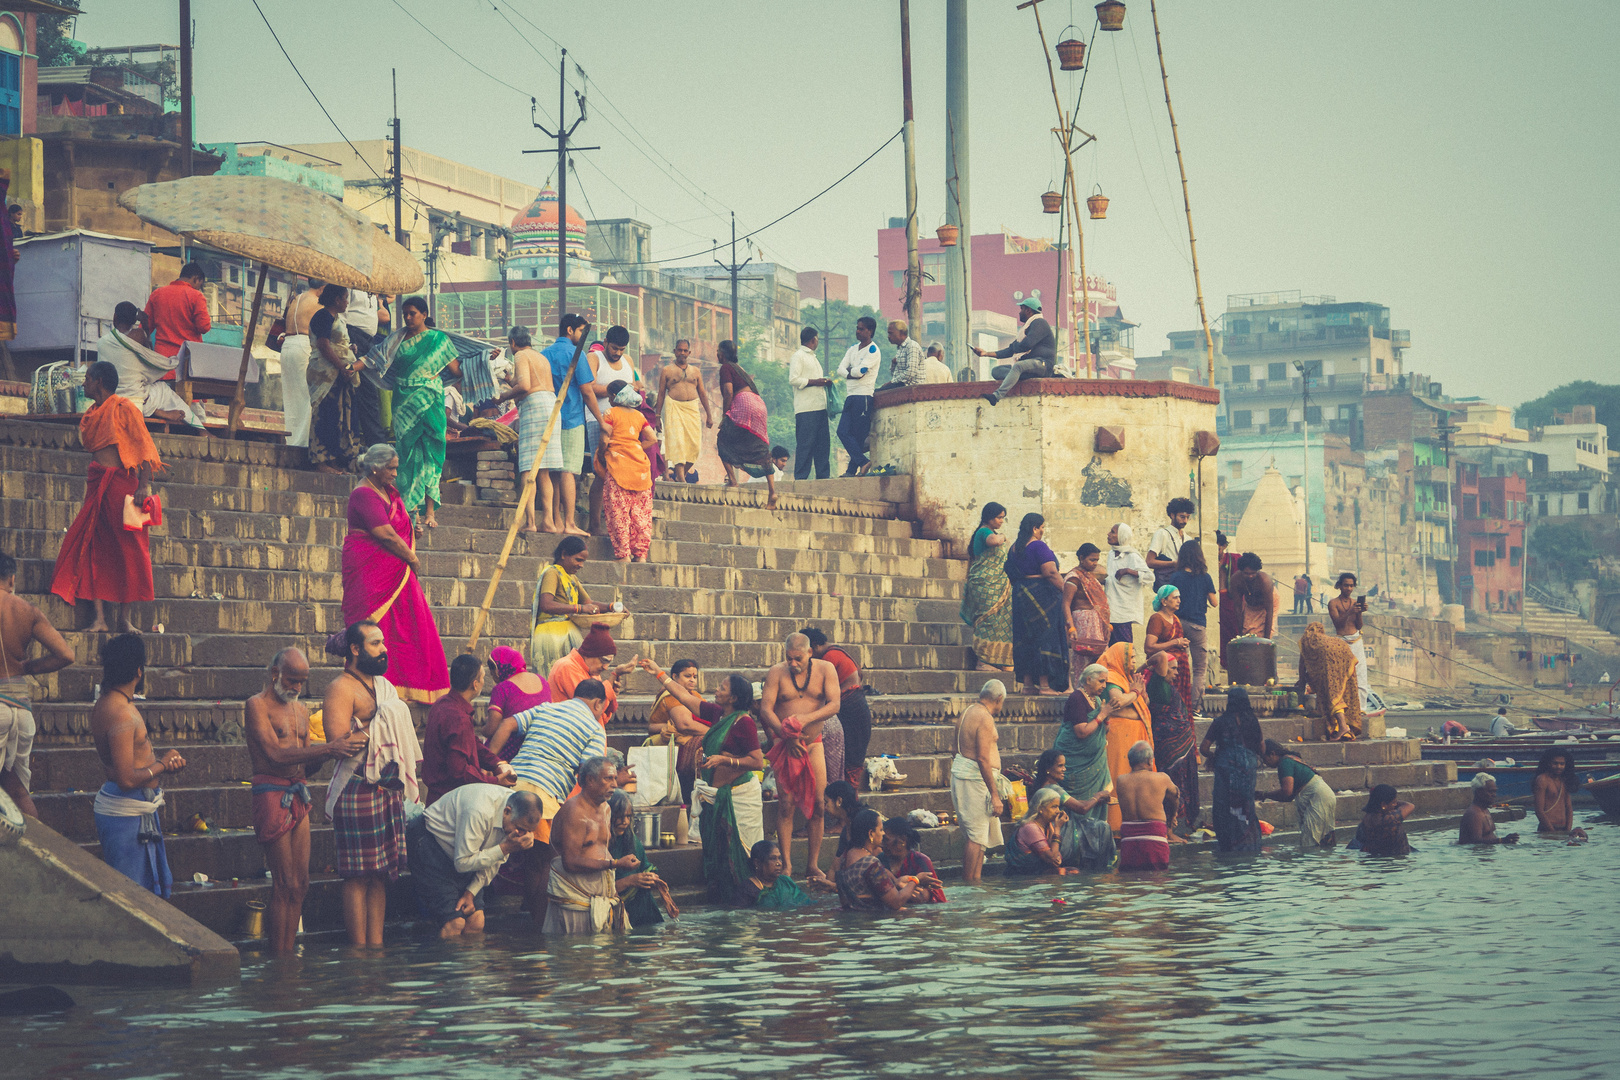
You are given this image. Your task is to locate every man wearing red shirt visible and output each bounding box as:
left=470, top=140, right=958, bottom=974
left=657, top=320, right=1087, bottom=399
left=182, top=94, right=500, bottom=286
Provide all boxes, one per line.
left=422, top=654, right=515, bottom=804
left=142, top=262, right=211, bottom=363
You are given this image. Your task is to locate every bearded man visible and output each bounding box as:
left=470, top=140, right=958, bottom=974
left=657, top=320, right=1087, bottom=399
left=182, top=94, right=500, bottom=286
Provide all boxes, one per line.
left=245, top=647, right=366, bottom=953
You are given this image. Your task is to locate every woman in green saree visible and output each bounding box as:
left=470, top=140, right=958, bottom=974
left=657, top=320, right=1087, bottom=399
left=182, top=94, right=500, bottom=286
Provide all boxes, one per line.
left=960, top=502, right=1013, bottom=671
left=741, top=840, right=816, bottom=909
left=1048, top=663, right=1122, bottom=868
left=606, top=790, right=677, bottom=927
left=389, top=296, right=460, bottom=530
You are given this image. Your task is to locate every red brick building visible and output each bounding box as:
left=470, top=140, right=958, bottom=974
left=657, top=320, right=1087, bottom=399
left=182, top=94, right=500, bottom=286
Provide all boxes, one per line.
left=1456, top=462, right=1527, bottom=613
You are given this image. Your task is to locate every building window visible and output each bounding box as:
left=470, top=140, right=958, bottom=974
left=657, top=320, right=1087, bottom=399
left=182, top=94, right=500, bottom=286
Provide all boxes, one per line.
left=1376, top=357, right=1385, bottom=373
left=1229, top=461, right=1243, bottom=480
left=0, top=17, right=19, bottom=138
left=1232, top=410, right=1252, bottom=429
left=891, top=271, right=903, bottom=290
left=1230, top=364, right=1250, bottom=383
left=1578, top=492, right=1590, bottom=510
left=1462, top=495, right=1477, bottom=519
left=1267, top=362, right=1287, bottom=381
left=1538, top=496, right=1548, bottom=516
left=1304, top=405, right=1322, bottom=423
left=1510, top=546, right=1522, bottom=567
left=1474, top=549, right=1494, bottom=567
left=1268, top=408, right=1288, bottom=428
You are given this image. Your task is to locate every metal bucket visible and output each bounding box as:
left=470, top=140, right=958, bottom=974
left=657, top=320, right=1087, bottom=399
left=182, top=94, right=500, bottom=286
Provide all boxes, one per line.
left=1227, top=636, right=1278, bottom=688
left=636, top=812, right=661, bottom=849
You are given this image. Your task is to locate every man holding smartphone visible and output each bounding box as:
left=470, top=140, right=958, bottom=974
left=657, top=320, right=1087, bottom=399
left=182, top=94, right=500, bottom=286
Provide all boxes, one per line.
left=1328, top=573, right=1369, bottom=711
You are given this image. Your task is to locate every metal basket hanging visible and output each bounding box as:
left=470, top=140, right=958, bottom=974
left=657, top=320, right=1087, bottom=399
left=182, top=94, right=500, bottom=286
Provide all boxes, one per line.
left=1056, top=28, right=1086, bottom=70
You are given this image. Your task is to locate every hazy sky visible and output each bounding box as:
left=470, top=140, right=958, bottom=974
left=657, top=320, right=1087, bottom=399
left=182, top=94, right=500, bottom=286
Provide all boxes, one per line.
left=77, top=1, right=1618, bottom=409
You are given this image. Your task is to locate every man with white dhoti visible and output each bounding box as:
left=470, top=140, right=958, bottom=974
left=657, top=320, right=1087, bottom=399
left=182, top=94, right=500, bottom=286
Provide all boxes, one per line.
left=653, top=340, right=712, bottom=482
left=96, top=303, right=205, bottom=428
left=1328, top=573, right=1370, bottom=712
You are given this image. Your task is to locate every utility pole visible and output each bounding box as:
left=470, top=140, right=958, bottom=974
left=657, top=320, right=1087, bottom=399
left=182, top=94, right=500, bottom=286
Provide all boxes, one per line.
left=179, top=0, right=193, bottom=177
left=1296, top=359, right=1311, bottom=579
left=944, top=0, right=971, bottom=377
left=524, top=48, right=597, bottom=324
left=899, top=0, right=922, bottom=335
left=390, top=69, right=404, bottom=322
left=822, top=278, right=829, bottom=367
left=707, top=213, right=763, bottom=342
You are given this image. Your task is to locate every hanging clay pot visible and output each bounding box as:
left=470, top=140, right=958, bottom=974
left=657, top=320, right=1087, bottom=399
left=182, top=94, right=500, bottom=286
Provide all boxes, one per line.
left=1096, top=0, right=1126, bottom=32
left=936, top=224, right=959, bottom=247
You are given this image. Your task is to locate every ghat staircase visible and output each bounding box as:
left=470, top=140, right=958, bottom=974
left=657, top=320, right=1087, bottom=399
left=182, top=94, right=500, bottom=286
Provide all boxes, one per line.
left=1, top=419, right=1474, bottom=942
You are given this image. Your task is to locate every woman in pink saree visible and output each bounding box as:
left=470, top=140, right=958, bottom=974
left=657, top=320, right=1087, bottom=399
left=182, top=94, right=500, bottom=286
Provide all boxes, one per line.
left=341, top=444, right=449, bottom=703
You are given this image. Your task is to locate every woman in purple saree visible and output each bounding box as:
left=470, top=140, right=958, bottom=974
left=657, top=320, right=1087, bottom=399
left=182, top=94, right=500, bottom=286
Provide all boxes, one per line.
left=341, top=444, right=449, bottom=703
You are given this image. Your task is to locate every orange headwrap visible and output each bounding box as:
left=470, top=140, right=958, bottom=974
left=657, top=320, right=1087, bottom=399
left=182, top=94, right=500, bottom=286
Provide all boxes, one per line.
left=1099, top=641, right=1152, bottom=728
left=79, top=395, right=165, bottom=472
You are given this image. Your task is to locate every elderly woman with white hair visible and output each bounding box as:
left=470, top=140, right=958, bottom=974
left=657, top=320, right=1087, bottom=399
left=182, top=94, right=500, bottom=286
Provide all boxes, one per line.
left=338, top=443, right=448, bottom=703
left=596, top=380, right=660, bottom=562
left=1004, top=786, right=1081, bottom=876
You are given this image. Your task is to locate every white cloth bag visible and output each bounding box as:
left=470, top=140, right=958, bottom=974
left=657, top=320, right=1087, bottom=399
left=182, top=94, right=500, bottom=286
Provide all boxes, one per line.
left=628, top=740, right=680, bottom=807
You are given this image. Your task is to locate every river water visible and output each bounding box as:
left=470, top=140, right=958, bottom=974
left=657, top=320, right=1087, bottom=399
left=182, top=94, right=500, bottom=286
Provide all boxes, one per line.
left=6, top=818, right=1617, bottom=1080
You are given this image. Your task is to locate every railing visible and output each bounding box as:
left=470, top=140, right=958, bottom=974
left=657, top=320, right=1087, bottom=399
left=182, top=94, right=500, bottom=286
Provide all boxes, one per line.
left=1526, top=583, right=1581, bottom=615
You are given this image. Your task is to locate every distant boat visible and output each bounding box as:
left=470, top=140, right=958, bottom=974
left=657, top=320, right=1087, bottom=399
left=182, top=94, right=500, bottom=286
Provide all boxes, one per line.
left=1587, top=773, right=1620, bottom=817
left=1421, top=736, right=1620, bottom=767
left=1532, top=716, right=1609, bottom=732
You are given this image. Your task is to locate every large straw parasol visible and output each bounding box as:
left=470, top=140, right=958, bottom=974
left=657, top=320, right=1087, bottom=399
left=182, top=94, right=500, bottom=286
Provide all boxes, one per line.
left=118, top=174, right=425, bottom=437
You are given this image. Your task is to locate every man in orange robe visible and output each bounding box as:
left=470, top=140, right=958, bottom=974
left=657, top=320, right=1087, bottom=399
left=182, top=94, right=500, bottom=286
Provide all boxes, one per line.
left=50, top=362, right=164, bottom=633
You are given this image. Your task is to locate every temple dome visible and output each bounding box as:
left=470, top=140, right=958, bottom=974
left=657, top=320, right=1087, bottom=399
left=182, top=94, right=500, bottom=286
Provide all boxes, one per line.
left=509, top=185, right=590, bottom=265
left=1234, top=467, right=1305, bottom=582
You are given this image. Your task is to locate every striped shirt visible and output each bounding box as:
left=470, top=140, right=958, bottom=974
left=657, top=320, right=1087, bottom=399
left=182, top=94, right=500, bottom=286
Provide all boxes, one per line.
left=508, top=699, right=606, bottom=800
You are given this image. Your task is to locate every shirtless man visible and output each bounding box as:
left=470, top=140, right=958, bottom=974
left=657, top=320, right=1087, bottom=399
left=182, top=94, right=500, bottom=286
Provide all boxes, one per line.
left=0, top=553, right=73, bottom=818
left=497, top=329, right=558, bottom=533
left=1532, top=749, right=1587, bottom=839
left=544, top=754, right=639, bottom=934
left=1328, top=573, right=1370, bottom=712
left=1458, top=773, right=1519, bottom=845
left=653, top=339, right=713, bottom=482
left=90, top=633, right=185, bottom=895
left=245, top=647, right=366, bottom=953
left=761, top=633, right=841, bottom=883
left=950, top=679, right=1005, bottom=884
left=280, top=280, right=323, bottom=448
left=1114, top=740, right=1180, bottom=870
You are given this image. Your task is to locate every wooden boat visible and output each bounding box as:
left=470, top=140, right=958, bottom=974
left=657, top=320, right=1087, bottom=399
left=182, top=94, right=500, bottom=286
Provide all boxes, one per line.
left=1452, top=764, right=1539, bottom=801
left=1532, top=716, right=1610, bottom=732
left=1420, top=737, right=1620, bottom=766
left=1586, top=772, right=1620, bottom=817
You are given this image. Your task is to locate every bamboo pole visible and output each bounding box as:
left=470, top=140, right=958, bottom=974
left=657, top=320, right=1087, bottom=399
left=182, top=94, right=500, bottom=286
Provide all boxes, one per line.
left=464, top=326, right=589, bottom=652
left=1149, top=0, right=1214, bottom=387
left=1026, top=1, right=1090, bottom=377
left=227, top=260, right=268, bottom=439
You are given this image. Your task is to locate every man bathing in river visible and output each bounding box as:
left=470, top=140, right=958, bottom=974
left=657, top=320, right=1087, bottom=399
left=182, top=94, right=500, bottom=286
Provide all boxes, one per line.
left=1532, top=748, right=1587, bottom=840
left=245, top=647, right=366, bottom=953
left=91, top=633, right=185, bottom=897
left=1114, top=740, right=1180, bottom=870
left=1458, top=773, right=1519, bottom=846
left=544, top=755, right=638, bottom=934
left=762, top=633, right=841, bottom=883
left=0, top=551, right=74, bottom=818
left=950, top=679, right=1006, bottom=885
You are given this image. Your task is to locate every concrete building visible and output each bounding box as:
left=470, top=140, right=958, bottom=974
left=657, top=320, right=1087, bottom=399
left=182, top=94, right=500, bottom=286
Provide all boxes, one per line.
left=1455, top=461, right=1527, bottom=614
left=1530, top=404, right=1609, bottom=476
left=797, top=270, right=847, bottom=308
left=1215, top=292, right=1409, bottom=443
left=664, top=261, right=800, bottom=364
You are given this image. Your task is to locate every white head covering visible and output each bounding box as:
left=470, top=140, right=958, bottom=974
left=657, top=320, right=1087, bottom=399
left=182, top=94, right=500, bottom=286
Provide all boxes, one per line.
left=1113, top=522, right=1134, bottom=549
left=613, top=385, right=642, bottom=409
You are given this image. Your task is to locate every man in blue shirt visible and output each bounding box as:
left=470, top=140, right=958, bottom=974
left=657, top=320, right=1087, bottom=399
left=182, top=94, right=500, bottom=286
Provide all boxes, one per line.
left=542, top=313, right=600, bottom=536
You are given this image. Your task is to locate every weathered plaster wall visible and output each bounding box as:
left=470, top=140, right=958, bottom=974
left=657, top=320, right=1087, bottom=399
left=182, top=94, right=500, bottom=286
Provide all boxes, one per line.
left=0, top=814, right=239, bottom=986
left=870, top=380, right=1221, bottom=611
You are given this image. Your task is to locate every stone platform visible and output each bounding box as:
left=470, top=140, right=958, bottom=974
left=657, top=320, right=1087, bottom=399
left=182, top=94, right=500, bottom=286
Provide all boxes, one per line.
left=0, top=417, right=1474, bottom=944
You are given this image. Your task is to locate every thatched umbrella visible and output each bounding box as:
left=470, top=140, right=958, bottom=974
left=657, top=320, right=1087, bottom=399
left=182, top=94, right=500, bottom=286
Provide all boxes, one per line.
left=118, top=174, right=424, bottom=437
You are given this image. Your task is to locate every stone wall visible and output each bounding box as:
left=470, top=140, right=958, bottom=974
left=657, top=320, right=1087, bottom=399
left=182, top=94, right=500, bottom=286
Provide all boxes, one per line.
left=868, top=380, right=1221, bottom=601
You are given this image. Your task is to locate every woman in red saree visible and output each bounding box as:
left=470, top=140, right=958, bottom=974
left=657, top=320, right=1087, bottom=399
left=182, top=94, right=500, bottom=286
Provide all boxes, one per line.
left=341, top=444, right=448, bottom=703
left=1063, top=542, right=1111, bottom=688
left=715, top=339, right=778, bottom=509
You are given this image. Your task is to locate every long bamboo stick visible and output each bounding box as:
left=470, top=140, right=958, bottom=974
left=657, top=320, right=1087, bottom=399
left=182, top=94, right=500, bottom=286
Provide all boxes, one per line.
left=1149, top=0, right=1215, bottom=388
left=1028, top=2, right=1090, bottom=376
left=464, top=326, right=590, bottom=652
left=227, top=260, right=268, bottom=439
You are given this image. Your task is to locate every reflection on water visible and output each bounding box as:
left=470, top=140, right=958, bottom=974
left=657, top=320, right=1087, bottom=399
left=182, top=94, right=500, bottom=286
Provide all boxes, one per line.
left=6, top=821, right=1619, bottom=1079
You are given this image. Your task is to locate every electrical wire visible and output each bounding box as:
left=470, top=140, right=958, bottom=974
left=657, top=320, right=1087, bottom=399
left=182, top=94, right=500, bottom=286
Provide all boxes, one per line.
left=1108, top=32, right=1190, bottom=266
left=388, top=0, right=541, bottom=108
left=248, top=0, right=383, bottom=181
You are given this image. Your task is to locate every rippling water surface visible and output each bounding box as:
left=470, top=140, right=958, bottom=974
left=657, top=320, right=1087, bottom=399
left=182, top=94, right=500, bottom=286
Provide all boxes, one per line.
left=7, top=819, right=1618, bottom=1080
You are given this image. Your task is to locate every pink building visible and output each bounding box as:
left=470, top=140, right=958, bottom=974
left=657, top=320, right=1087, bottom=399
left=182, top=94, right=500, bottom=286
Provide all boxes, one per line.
left=875, top=225, right=1133, bottom=375
left=797, top=270, right=847, bottom=306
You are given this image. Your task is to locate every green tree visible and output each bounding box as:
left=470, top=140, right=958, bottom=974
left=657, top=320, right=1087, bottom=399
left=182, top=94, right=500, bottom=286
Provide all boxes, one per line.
left=736, top=318, right=839, bottom=463
left=1515, top=382, right=1620, bottom=438
left=1531, top=521, right=1600, bottom=582
left=37, top=13, right=86, bottom=68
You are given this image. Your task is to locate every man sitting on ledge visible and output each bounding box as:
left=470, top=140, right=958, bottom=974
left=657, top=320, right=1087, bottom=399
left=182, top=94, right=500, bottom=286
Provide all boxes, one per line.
left=973, top=296, right=1056, bottom=406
